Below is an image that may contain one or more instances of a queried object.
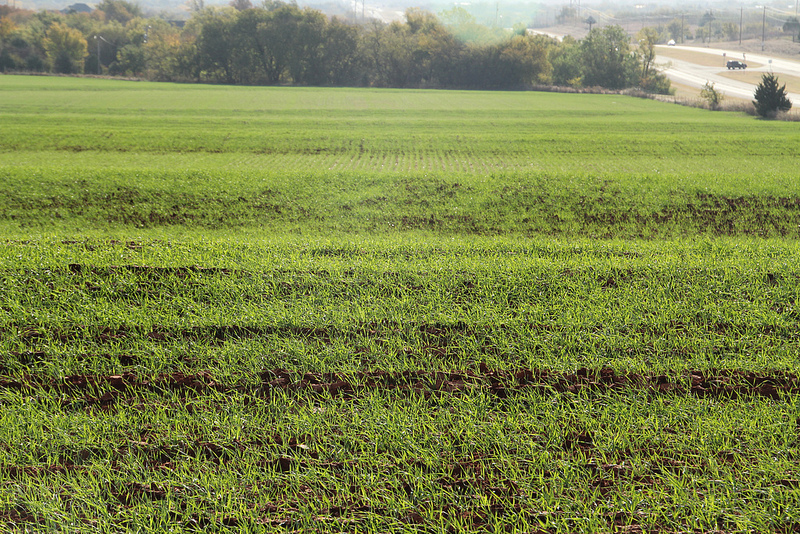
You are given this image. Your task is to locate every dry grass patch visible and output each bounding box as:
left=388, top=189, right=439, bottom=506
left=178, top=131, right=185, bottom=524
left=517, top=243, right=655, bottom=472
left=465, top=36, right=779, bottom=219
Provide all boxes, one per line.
left=656, top=46, right=760, bottom=68
left=716, top=70, right=800, bottom=94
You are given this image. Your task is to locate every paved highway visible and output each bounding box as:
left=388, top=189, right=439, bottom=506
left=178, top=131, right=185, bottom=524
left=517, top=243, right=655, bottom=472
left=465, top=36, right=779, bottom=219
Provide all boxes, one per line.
left=655, top=45, right=800, bottom=102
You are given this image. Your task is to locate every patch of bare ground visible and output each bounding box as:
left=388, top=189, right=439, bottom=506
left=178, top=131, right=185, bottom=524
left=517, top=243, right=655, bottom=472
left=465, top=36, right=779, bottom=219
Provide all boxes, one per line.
left=2, top=367, right=797, bottom=406
left=6, top=310, right=799, bottom=347
left=261, top=366, right=800, bottom=400
left=697, top=38, right=800, bottom=61
left=0, top=509, right=45, bottom=525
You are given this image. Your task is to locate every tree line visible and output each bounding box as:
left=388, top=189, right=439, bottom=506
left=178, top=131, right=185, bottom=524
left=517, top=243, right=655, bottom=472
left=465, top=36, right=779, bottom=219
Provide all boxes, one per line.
left=0, top=0, right=671, bottom=93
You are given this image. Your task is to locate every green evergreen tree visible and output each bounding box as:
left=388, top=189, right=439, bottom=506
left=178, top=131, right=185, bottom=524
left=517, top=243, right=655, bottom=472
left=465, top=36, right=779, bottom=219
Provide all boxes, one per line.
left=753, top=73, right=792, bottom=118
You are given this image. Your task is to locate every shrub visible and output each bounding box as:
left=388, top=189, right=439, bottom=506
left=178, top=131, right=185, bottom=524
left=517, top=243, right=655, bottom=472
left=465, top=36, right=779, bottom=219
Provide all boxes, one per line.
left=641, top=72, right=673, bottom=95
left=700, top=81, right=723, bottom=110
left=753, top=73, right=792, bottom=118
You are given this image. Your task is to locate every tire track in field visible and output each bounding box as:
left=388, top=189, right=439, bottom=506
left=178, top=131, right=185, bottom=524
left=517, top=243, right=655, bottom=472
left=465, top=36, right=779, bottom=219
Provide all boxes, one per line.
left=259, top=366, right=798, bottom=400
left=2, top=366, right=796, bottom=406
left=5, top=312, right=799, bottom=346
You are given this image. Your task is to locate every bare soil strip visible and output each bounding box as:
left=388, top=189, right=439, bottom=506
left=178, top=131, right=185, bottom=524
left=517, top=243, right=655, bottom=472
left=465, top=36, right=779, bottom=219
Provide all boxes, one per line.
left=2, top=367, right=795, bottom=403
left=5, top=316, right=799, bottom=346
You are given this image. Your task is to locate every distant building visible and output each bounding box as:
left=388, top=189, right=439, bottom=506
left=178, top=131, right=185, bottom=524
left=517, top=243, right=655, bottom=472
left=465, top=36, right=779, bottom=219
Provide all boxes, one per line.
left=62, top=3, right=93, bottom=14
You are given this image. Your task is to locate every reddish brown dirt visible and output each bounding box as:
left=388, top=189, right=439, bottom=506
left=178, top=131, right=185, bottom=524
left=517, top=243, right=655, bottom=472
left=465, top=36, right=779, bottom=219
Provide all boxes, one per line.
left=5, top=316, right=797, bottom=346
left=259, top=366, right=799, bottom=400
left=0, top=463, right=83, bottom=478
left=111, top=481, right=171, bottom=505
left=9, top=351, right=138, bottom=365
left=0, top=509, right=44, bottom=524
left=1, top=367, right=797, bottom=406
left=66, top=264, right=234, bottom=276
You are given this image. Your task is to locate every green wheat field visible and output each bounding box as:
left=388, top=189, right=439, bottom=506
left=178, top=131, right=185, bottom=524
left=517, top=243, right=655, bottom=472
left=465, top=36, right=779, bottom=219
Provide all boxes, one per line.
left=1, top=75, right=800, bottom=533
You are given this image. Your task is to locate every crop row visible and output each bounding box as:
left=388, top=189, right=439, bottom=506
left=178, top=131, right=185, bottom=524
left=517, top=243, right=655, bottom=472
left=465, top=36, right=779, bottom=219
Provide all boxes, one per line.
left=1, top=364, right=796, bottom=402
left=2, top=164, right=799, bottom=236
left=1, top=240, right=797, bottom=377
left=3, top=81, right=800, bottom=240
left=2, top=80, right=800, bottom=163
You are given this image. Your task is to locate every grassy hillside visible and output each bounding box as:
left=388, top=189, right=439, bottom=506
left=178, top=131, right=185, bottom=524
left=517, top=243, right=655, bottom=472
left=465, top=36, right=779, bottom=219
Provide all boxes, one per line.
left=1, top=75, right=799, bottom=238
left=1, top=76, right=800, bottom=533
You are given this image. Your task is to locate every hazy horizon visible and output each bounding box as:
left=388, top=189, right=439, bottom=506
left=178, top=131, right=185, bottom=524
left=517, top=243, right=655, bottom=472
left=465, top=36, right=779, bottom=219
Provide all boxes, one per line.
left=5, top=0, right=795, bottom=32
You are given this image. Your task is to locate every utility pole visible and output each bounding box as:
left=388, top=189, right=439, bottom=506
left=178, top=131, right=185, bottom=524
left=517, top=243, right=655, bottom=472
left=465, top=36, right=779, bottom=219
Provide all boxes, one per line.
left=762, top=5, right=766, bottom=51
left=93, top=35, right=112, bottom=75
left=681, top=13, right=684, bottom=44
left=95, top=36, right=100, bottom=75
left=739, top=7, right=743, bottom=45
left=143, top=25, right=151, bottom=78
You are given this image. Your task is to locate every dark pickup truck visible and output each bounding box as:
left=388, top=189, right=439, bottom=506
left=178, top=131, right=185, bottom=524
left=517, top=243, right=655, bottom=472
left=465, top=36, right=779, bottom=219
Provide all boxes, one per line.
left=726, top=60, right=747, bottom=69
